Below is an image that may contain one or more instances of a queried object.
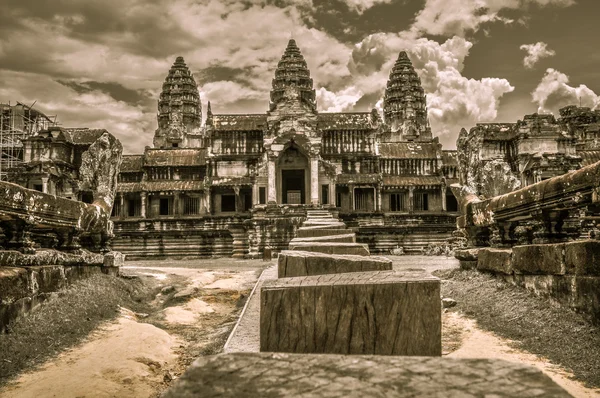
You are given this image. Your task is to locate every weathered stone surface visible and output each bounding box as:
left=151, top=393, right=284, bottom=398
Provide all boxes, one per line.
left=460, top=260, right=477, bottom=270
left=454, top=248, right=481, bottom=261
left=103, top=251, right=125, bottom=268
left=260, top=270, right=441, bottom=356
left=289, top=233, right=356, bottom=244
left=288, top=242, right=370, bottom=256
left=277, top=250, right=392, bottom=278
left=295, top=228, right=349, bottom=238
left=477, top=248, right=513, bottom=275
left=512, top=244, right=565, bottom=275
left=163, top=352, right=570, bottom=398
left=0, top=249, right=103, bottom=267
left=564, top=240, right=600, bottom=275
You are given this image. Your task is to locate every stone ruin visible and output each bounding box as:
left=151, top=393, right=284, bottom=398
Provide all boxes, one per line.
left=0, top=132, right=123, bottom=332
left=164, top=208, right=570, bottom=396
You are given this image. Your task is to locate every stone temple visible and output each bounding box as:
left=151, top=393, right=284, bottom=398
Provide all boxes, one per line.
left=110, top=39, right=461, bottom=258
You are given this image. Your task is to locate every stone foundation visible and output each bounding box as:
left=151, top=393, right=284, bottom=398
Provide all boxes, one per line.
left=260, top=270, right=441, bottom=356
left=288, top=242, right=370, bottom=256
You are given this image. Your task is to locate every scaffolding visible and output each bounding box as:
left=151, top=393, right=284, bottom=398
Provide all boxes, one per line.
left=0, top=101, right=56, bottom=180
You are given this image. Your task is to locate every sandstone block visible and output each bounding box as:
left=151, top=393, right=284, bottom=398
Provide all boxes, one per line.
left=295, top=228, right=349, bottom=238
left=564, top=240, right=600, bottom=276
left=288, top=242, right=370, bottom=256
left=289, top=234, right=356, bottom=244
left=103, top=251, right=125, bottom=267
left=512, top=244, right=565, bottom=275
left=163, top=353, right=570, bottom=398
left=477, top=248, right=513, bottom=274
left=277, top=250, right=392, bottom=278
left=260, top=270, right=441, bottom=356
left=454, top=248, right=481, bottom=261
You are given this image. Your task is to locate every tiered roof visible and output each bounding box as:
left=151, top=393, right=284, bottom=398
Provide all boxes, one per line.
left=157, top=56, right=201, bottom=129
left=270, top=39, right=316, bottom=109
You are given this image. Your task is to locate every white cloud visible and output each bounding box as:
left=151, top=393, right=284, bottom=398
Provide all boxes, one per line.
left=532, top=68, right=600, bottom=114
left=342, top=0, right=394, bottom=13
left=520, top=42, right=555, bottom=68
left=411, top=0, right=576, bottom=37
left=316, top=87, right=363, bottom=112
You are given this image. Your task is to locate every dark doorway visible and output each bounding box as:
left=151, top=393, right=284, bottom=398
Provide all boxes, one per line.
left=446, top=190, right=458, bottom=212
left=282, top=169, right=305, bottom=204
left=159, top=198, right=171, bottom=215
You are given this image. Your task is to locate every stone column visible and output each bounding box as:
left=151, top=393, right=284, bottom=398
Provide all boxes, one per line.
left=253, top=182, right=259, bottom=205
left=441, top=186, right=447, bottom=212
left=173, top=193, right=180, bottom=216
left=408, top=186, right=414, bottom=212
left=349, top=184, right=355, bottom=211
left=376, top=186, right=382, bottom=212
left=267, top=156, right=277, bottom=204
left=140, top=192, right=147, bottom=218
left=119, top=194, right=125, bottom=218
left=41, top=177, right=49, bottom=194
left=310, top=157, right=319, bottom=205
left=330, top=183, right=336, bottom=207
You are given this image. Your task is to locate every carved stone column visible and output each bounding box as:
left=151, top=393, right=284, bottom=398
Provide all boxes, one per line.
left=4, top=218, right=36, bottom=254
left=349, top=184, right=355, bottom=211
left=408, top=186, right=415, bottom=212
left=441, top=186, right=447, bottom=212
left=119, top=194, right=125, bottom=218
left=376, top=185, right=382, bottom=212
left=310, top=157, right=319, bottom=205
left=140, top=192, right=147, bottom=218
left=267, top=156, right=277, bottom=204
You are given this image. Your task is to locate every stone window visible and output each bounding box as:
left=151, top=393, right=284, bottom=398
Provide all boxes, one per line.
left=321, top=184, right=329, bottom=205
left=354, top=188, right=374, bottom=211
left=183, top=196, right=201, bottom=215
left=390, top=193, right=405, bottom=211
left=414, top=192, right=429, bottom=211
left=259, top=187, right=266, bottom=204
left=221, top=195, right=236, bottom=212
left=33, top=184, right=43, bottom=192
left=127, top=198, right=141, bottom=217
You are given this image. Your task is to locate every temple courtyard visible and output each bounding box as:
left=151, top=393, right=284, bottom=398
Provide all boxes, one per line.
left=0, top=256, right=598, bottom=397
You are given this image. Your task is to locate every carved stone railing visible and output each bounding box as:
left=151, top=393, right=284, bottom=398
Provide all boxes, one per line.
left=452, top=160, right=600, bottom=247
left=0, top=181, right=112, bottom=254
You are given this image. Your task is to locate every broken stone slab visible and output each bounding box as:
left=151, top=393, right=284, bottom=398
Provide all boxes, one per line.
left=454, top=248, right=481, bottom=261
left=295, top=228, right=350, bottom=238
left=163, top=352, right=570, bottom=398
left=289, top=234, right=356, bottom=244
left=103, top=251, right=125, bottom=267
left=564, top=240, right=600, bottom=276
left=277, top=250, right=392, bottom=278
left=260, top=270, right=441, bottom=356
left=477, top=248, right=513, bottom=275
left=512, top=244, right=565, bottom=275
left=288, top=242, right=370, bottom=256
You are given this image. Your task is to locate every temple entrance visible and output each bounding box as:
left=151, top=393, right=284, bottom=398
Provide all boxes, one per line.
left=282, top=169, right=305, bottom=204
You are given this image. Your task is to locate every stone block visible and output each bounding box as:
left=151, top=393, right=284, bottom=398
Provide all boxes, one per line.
left=454, top=248, right=481, bottom=261
left=103, top=251, right=125, bottom=268
left=163, top=353, right=570, bottom=397
left=277, top=250, right=392, bottom=278
left=477, top=248, right=513, bottom=274
left=512, top=244, right=565, bottom=275
left=260, top=270, right=441, bottom=356
left=289, top=234, right=356, bottom=244
left=564, top=240, right=600, bottom=276
left=288, top=242, right=370, bottom=256
left=459, top=260, right=477, bottom=270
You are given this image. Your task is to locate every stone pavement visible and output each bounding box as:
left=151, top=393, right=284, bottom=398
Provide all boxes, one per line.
left=163, top=352, right=571, bottom=398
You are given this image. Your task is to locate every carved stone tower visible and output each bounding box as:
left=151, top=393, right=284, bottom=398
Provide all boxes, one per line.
left=269, top=39, right=316, bottom=112
left=383, top=51, right=432, bottom=142
left=153, top=56, right=202, bottom=149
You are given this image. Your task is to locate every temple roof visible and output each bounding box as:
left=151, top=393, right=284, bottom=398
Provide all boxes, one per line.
left=212, top=114, right=267, bottom=131
left=337, top=174, right=381, bottom=185
left=144, top=148, right=207, bottom=166
left=270, top=39, right=316, bottom=109
left=379, top=142, right=439, bottom=159
left=383, top=51, right=428, bottom=127
left=121, top=155, right=143, bottom=172
left=117, top=180, right=205, bottom=193
left=317, top=113, right=374, bottom=130
left=157, top=56, right=201, bottom=129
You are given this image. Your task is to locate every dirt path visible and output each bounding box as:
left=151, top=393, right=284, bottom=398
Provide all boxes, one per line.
left=0, top=259, right=267, bottom=398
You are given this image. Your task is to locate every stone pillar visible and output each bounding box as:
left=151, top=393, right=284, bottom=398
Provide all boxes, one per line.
left=349, top=184, right=355, bottom=211
left=119, top=194, right=125, bottom=218
left=253, top=182, right=259, bottom=205
left=376, top=186, right=382, bottom=212
left=234, top=186, right=242, bottom=213
left=205, top=189, right=212, bottom=214
left=311, top=157, right=319, bottom=205
left=140, top=192, right=147, bottom=218
left=268, top=156, right=277, bottom=204
left=41, top=177, right=49, bottom=194
left=330, top=183, right=336, bottom=208
left=441, top=186, right=447, bottom=212
left=408, top=186, right=414, bottom=212
left=173, top=192, right=180, bottom=216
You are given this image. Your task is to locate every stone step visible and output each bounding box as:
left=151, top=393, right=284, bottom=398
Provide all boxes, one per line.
left=278, top=250, right=392, bottom=278
left=289, top=234, right=356, bottom=244
left=260, top=270, right=441, bottom=355
left=295, top=228, right=350, bottom=238
left=298, top=224, right=348, bottom=230
left=305, top=215, right=334, bottom=219
left=288, top=242, right=370, bottom=256
left=302, top=219, right=344, bottom=225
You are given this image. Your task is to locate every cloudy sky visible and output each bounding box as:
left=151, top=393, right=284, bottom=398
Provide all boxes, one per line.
left=1, top=0, right=599, bottom=153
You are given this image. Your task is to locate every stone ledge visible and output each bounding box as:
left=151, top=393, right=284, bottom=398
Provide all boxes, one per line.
left=277, top=250, right=392, bottom=278
left=288, top=242, right=370, bottom=256
left=163, top=352, right=570, bottom=398
left=289, top=233, right=356, bottom=244
left=477, top=248, right=513, bottom=275
left=260, top=270, right=440, bottom=355
left=512, top=244, right=565, bottom=275
left=564, top=240, right=600, bottom=276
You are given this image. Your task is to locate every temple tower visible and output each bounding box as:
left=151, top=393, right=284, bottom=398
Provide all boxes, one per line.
left=269, top=39, right=316, bottom=112
left=153, top=56, right=202, bottom=149
left=383, top=51, right=432, bottom=142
